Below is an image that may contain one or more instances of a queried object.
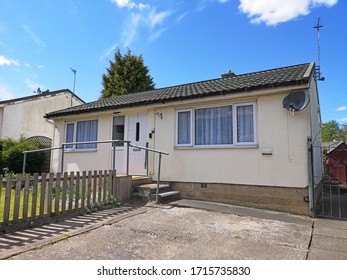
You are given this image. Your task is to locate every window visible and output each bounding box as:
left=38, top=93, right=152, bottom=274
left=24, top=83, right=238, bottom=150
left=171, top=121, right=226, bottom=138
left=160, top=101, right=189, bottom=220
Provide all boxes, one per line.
left=195, top=106, right=233, bottom=145
left=135, top=122, right=140, bottom=142
left=112, top=116, right=125, bottom=146
left=177, top=110, right=192, bottom=145
left=176, top=103, right=256, bottom=147
left=237, top=105, right=254, bottom=143
left=65, top=123, right=75, bottom=149
left=65, top=120, right=98, bottom=150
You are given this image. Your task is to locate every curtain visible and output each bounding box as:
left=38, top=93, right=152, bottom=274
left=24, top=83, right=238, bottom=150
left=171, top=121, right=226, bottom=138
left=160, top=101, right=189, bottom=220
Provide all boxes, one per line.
left=177, top=111, right=191, bottom=145
left=76, top=120, right=98, bottom=149
left=195, top=106, right=233, bottom=145
left=237, top=105, right=254, bottom=143
left=65, top=123, right=74, bottom=149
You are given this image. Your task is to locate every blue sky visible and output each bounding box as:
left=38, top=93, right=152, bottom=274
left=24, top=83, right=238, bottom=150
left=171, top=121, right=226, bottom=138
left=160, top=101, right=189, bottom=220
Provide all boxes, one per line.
left=0, top=0, right=346, bottom=124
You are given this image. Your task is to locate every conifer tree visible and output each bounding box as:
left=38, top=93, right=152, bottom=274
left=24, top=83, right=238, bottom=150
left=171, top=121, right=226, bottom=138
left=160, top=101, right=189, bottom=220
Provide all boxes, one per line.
left=101, top=48, right=155, bottom=99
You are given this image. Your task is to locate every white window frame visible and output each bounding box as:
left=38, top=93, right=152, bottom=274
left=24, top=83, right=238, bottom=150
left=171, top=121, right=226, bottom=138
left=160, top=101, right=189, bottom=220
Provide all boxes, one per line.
left=234, top=102, right=257, bottom=146
left=175, top=109, right=193, bottom=147
left=112, top=115, right=125, bottom=149
left=175, top=102, right=257, bottom=148
left=64, top=119, right=98, bottom=151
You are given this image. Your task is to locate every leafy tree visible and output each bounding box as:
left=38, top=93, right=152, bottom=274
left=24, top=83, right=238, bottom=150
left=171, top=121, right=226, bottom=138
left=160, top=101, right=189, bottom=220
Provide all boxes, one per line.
left=321, top=120, right=344, bottom=142
left=343, top=125, right=347, bottom=141
left=101, top=48, right=155, bottom=99
left=0, top=137, right=45, bottom=174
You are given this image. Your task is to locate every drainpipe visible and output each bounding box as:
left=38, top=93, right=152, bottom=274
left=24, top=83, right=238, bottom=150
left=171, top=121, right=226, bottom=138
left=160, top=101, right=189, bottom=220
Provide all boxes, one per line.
left=22, top=152, right=27, bottom=174
left=307, top=137, right=314, bottom=214
left=61, top=144, right=65, bottom=173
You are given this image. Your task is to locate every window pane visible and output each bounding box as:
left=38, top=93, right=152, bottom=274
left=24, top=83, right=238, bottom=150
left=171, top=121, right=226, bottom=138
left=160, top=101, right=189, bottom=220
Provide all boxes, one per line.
left=136, top=122, right=140, bottom=142
left=113, top=116, right=125, bottom=146
left=76, top=120, right=98, bottom=149
left=65, top=123, right=74, bottom=149
left=195, top=106, right=233, bottom=145
left=177, top=111, right=191, bottom=145
left=237, top=105, right=254, bottom=143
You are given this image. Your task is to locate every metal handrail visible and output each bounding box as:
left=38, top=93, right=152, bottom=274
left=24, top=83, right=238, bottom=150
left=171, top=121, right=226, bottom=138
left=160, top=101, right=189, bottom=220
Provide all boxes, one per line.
left=128, top=143, right=169, bottom=203
left=22, top=139, right=169, bottom=203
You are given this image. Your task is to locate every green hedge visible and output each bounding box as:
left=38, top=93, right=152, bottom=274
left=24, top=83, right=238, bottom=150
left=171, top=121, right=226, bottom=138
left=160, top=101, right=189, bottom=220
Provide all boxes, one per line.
left=0, top=137, right=45, bottom=174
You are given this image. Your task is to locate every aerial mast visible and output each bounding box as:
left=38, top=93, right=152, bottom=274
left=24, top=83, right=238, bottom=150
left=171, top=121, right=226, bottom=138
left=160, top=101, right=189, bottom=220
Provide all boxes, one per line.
left=313, top=18, right=325, bottom=81
left=70, top=67, right=77, bottom=93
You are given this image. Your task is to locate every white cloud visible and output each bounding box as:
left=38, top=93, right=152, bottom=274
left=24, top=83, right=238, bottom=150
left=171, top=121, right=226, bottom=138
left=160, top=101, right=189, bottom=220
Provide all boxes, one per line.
left=238, top=0, right=338, bottom=25
left=338, top=117, right=347, bottom=124
left=176, top=11, right=189, bottom=23
left=0, top=83, right=16, bottom=101
left=25, top=78, right=45, bottom=92
left=148, top=9, right=172, bottom=28
left=148, top=27, right=168, bottom=42
left=100, top=43, right=118, bottom=60
left=22, top=25, right=47, bottom=49
left=198, top=0, right=230, bottom=11
left=337, top=106, right=347, bottom=112
left=0, top=55, right=20, bottom=66
left=111, top=0, right=150, bottom=10
left=121, top=7, right=172, bottom=46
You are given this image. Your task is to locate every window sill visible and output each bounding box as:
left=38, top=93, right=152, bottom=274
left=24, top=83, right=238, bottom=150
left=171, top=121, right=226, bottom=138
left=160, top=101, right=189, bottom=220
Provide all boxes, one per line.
left=174, top=144, right=259, bottom=150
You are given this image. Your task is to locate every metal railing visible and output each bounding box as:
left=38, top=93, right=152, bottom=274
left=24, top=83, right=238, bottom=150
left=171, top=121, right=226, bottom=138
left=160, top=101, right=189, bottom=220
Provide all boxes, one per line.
left=22, top=139, right=169, bottom=203
left=128, top=143, right=169, bottom=203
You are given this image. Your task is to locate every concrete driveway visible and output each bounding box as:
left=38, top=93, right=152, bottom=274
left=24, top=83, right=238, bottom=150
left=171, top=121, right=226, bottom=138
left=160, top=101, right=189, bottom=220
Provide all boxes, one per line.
left=1, top=199, right=347, bottom=260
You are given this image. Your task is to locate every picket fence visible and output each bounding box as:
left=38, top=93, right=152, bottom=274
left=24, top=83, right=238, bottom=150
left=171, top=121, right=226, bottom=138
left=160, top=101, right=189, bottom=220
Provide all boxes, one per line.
left=0, top=170, right=132, bottom=232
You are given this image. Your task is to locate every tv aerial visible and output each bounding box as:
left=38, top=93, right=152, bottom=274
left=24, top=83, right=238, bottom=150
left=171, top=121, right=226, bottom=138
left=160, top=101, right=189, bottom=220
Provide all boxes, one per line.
left=313, top=18, right=325, bottom=81
left=283, top=91, right=310, bottom=115
left=70, top=67, right=77, bottom=93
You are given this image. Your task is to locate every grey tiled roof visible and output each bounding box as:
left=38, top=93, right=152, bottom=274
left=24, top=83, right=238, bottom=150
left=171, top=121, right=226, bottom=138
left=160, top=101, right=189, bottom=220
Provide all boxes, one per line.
left=0, top=89, right=85, bottom=106
left=45, top=63, right=314, bottom=118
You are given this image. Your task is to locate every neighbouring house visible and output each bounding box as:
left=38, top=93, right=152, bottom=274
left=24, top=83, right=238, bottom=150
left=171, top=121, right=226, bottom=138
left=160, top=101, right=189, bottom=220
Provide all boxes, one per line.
left=45, top=63, right=323, bottom=215
left=0, top=89, right=85, bottom=141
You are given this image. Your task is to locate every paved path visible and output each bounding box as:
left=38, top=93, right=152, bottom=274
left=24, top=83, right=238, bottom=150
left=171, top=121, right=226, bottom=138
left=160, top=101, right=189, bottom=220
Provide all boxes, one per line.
left=0, top=199, right=346, bottom=260
left=172, top=199, right=347, bottom=260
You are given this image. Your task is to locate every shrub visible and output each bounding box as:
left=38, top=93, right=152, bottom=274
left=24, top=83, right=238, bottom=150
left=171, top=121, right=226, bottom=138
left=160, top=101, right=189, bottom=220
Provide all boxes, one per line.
left=0, top=137, right=45, bottom=174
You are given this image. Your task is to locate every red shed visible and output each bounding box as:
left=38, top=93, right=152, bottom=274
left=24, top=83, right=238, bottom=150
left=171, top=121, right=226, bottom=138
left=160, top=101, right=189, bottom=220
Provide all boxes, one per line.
left=326, top=142, right=347, bottom=185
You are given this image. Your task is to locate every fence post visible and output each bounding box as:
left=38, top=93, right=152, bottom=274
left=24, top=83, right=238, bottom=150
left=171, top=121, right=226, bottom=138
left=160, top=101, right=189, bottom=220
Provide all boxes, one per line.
left=3, top=174, right=12, bottom=225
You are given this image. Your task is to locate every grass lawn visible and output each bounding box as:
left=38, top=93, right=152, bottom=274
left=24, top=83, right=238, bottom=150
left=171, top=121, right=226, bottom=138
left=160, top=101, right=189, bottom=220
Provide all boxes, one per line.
left=0, top=188, right=41, bottom=223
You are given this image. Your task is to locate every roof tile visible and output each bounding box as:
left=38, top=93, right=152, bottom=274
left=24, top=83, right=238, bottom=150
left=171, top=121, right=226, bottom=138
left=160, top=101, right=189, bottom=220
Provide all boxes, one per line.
left=45, top=63, right=313, bottom=118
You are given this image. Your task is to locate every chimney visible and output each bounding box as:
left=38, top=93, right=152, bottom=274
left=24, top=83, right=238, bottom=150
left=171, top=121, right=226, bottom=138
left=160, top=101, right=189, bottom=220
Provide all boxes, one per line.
left=221, top=70, right=236, bottom=78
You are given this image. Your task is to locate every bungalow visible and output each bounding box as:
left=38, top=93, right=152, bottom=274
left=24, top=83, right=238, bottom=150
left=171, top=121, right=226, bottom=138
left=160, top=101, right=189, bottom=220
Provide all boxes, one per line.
left=45, top=63, right=323, bottom=215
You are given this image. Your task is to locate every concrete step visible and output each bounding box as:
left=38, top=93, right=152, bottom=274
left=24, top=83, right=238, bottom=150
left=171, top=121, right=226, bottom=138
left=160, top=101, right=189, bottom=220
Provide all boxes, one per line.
left=149, top=191, right=180, bottom=203
left=131, top=176, right=153, bottom=187
left=159, top=191, right=180, bottom=198
left=132, top=183, right=170, bottom=196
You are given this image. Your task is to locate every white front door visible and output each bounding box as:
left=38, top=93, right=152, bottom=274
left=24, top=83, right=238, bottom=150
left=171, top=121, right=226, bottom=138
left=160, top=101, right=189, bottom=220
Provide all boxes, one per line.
left=127, top=113, right=148, bottom=175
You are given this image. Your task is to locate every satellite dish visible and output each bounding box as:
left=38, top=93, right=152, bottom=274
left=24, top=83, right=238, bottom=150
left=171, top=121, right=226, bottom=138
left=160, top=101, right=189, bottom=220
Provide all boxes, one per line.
left=282, top=91, right=310, bottom=112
